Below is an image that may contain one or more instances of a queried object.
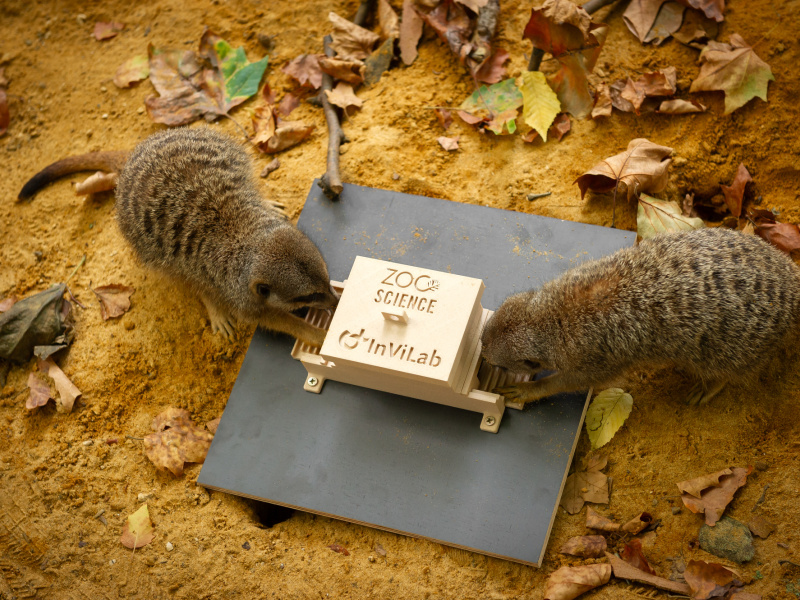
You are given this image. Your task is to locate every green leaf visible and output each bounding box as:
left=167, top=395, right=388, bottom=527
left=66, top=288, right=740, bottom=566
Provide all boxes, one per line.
left=520, top=71, right=561, bottom=142
left=585, top=388, right=633, bottom=449
left=637, top=194, right=705, bottom=239
left=458, top=78, right=523, bottom=135
left=226, top=57, right=269, bottom=107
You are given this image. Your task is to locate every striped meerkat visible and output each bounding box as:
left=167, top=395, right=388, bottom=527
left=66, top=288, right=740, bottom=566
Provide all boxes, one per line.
left=18, top=127, right=337, bottom=345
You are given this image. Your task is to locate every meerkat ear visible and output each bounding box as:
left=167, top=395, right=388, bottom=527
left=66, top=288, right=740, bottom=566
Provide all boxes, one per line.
left=256, top=284, right=271, bottom=299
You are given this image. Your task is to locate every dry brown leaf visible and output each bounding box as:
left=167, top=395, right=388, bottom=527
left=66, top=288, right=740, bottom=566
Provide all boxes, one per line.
left=93, top=284, right=135, bottom=320
left=721, top=163, right=752, bottom=218
left=623, top=0, right=668, bottom=42
left=575, top=138, right=673, bottom=201
left=399, top=0, right=424, bottom=65
left=644, top=1, right=686, bottom=45
left=677, top=468, right=732, bottom=498
left=657, top=98, right=706, bottom=114
left=325, top=82, right=363, bottom=115
left=437, top=136, right=459, bottom=151
left=682, top=0, right=725, bottom=22
left=26, top=372, right=51, bottom=410
left=621, top=538, right=655, bottom=574
left=260, top=158, right=280, bottom=178
left=329, top=543, right=350, bottom=556
left=747, top=515, right=775, bottom=539
left=263, top=121, right=315, bottom=154
left=252, top=105, right=277, bottom=146
left=455, top=0, right=489, bottom=10
left=560, top=455, right=609, bottom=515
left=592, top=83, right=613, bottom=118
left=673, top=8, right=719, bottom=48
left=586, top=507, right=621, bottom=531
left=374, top=542, right=387, bottom=557
left=206, top=417, right=221, bottom=434
left=113, top=54, right=149, bottom=88
left=94, top=21, right=124, bottom=41
left=434, top=108, right=453, bottom=130
left=144, top=408, right=214, bottom=476
left=329, top=12, right=380, bottom=60
left=543, top=563, right=611, bottom=600
left=39, top=357, right=81, bottom=413
left=318, top=56, right=365, bottom=85
left=282, top=54, right=324, bottom=89
left=606, top=552, right=691, bottom=595
left=525, top=113, right=571, bottom=143
left=275, top=94, right=300, bottom=118
left=559, top=535, right=607, bottom=558
left=378, top=0, right=400, bottom=39
left=0, top=296, right=17, bottom=312
left=748, top=209, right=800, bottom=255
left=690, top=34, right=774, bottom=114
left=120, top=504, right=155, bottom=549
left=680, top=466, right=751, bottom=526
left=622, top=512, right=653, bottom=534
left=473, top=49, right=510, bottom=85
left=75, top=171, right=118, bottom=196
left=684, top=560, right=742, bottom=599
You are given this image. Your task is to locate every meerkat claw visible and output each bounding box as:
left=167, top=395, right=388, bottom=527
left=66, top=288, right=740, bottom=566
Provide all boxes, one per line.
left=685, top=380, right=726, bottom=406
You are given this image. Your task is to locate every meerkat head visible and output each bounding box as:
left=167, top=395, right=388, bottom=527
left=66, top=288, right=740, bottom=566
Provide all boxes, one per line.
left=248, top=226, right=339, bottom=315
left=481, top=291, right=550, bottom=375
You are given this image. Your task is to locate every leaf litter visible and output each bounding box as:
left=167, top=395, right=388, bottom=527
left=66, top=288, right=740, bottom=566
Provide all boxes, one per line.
left=25, top=358, right=81, bottom=413
left=559, top=535, right=607, bottom=558
left=120, top=504, right=155, bottom=549
left=143, top=408, right=215, bottom=476
left=585, top=388, right=633, bottom=449
left=678, top=466, right=752, bottom=526
left=145, top=29, right=268, bottom=126
left=560, top=453, right=609, bottom=515
left=0, top=283, right=73, bottom=363
left=543, top=563, right=611, bottom=600
left=93, top=284, right=135, bottom=321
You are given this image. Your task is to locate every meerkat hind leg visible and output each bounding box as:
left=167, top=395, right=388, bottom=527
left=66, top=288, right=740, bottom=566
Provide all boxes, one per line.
left=201, top=295, right=237, bottom=339
left=685, top=379, right=727, bottom=406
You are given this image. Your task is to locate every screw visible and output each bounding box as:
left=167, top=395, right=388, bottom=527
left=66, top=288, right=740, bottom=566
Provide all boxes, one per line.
left=307, top=377, right=318, bottom=387
left=484, top=416, right=496, bottom=426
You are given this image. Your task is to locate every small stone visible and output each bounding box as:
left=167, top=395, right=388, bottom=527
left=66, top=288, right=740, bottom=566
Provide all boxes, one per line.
left=754, top=461, right=768, bottom=471
left=76, top=13, right=87, bottom=24
left=86, top=130, right=93, bottom=138
left=652, top=499, right=658, bottom=507
left=137, top=492, right=153, bottom=502
left=82, top=440, right=93, bottom=446
left=109, top=559, right=116, bottom=565
left=279, top=563, right=284, bottom=569
left=137, top=106, right=144, bottom=114
left=102, top=113, right=109, bottom=119
left=368, top=555, right=375, bottom=563
left=124, top=320, right=135, bottom=331
left=24, top=39, right=33, bottom=46
left=699, top=517, right=755, bottom=563
left=392, top=172, right=400, bottom=180
left=166, top=542, right=174, bottom=552
left=33, top=250, right=43, bottom=261
left=672, top=506, right=681, bottom=515
left=100, top=86, right=107, bottom=92
left=673, top=156, right=687, bottom=167
left=260, top=158, right=280, bottom=178
left=257, top=33, right=274, bottom=50
left=145, top=556, right=156, bottom=566
left=242, top=541, right=251, bottom=550
left=78, top=540, right=87, bottom=548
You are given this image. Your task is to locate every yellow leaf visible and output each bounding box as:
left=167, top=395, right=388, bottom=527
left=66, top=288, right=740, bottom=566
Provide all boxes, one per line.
left=637, top=194, right=705, bottom=239
left=585, top=388, right=633, bottom=449
left=120, top=504, right=155, bottom=549
left=520, top=71, right=560, bottom=142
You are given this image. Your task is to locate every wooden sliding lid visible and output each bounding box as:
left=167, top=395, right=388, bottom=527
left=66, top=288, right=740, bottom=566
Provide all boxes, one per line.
left=320, top=256, right=484, bottom=386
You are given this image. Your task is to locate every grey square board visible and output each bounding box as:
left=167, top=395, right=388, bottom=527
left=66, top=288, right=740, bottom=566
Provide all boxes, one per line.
left=198, top=182, right=635, bottom=566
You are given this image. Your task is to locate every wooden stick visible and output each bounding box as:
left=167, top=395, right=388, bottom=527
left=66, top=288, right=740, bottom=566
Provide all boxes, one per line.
left=318, top=2, right=374, bottom=200
left=318, top=35, right=345, bottom=200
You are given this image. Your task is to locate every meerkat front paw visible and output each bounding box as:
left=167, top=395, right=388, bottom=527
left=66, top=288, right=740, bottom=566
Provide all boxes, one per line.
left=302, top=326, right=327, bottom=348
left=493, top=382, right=544, bottom=404
left=202, top=296, right=237, bottom=339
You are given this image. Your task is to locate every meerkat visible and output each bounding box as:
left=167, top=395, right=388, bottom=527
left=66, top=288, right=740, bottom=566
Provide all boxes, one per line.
left=481, top=228, right=800, bottom=405
left=18, top=127, right=338, bottom=346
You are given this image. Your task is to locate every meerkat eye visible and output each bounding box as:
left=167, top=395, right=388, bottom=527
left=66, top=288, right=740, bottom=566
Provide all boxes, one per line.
left=256, top=284, right=271, bottom=299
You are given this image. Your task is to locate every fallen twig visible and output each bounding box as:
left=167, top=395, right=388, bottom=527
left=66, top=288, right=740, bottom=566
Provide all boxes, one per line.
left=527, top=191, right=552, bottom=201
left=318, top=35, right=346, bottom=200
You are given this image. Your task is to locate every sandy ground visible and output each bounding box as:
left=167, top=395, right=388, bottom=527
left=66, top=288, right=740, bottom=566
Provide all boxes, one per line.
left=1, top=0, right=799, bottom=598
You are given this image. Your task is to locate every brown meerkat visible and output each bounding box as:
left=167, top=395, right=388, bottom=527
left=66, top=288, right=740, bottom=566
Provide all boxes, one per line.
left=18, top=127, right=338, bottom=345
left=481, top=228, right=800, bottom=405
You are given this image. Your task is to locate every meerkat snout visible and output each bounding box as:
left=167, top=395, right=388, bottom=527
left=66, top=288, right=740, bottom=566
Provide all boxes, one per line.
left=481, top=293, right=552, bottom=376
left=247, top=225, right=339, bottom=316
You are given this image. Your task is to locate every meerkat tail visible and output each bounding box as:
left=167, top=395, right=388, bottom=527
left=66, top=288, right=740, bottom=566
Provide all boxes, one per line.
left=18, top=150, right=129, bottom=201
